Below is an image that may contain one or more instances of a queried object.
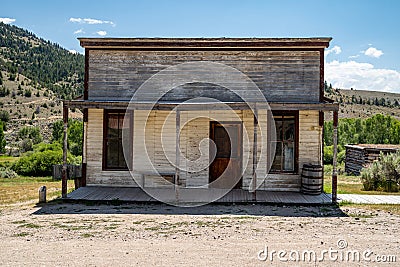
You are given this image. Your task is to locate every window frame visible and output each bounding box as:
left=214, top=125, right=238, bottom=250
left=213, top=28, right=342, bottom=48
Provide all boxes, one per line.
left=102, top=109, right=132, bottom=171
left=270, top=110, right=299, bottom=174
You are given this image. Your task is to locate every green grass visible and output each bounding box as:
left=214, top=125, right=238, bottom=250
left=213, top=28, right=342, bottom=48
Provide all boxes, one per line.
left=0, top=176, right=75, bottom=205
left=0, top=155, right=19, bottom=165
left=324, top=175, right=400, bottom=195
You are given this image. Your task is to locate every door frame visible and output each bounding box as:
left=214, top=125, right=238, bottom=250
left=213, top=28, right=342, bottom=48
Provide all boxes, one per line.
left=209, top=121, right=243, bottom=189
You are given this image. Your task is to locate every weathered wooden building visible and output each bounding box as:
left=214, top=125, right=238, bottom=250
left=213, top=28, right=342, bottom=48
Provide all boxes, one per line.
left=62, top=38, right=339, bottom=204
left=345, top=144, right=400, bottom=175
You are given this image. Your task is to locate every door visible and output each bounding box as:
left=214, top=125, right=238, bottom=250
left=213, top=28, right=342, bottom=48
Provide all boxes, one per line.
left=209, top=122, right=242, bottom=189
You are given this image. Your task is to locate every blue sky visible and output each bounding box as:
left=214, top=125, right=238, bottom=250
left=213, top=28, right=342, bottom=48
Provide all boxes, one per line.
left=1, top=0, right=400, bottom=92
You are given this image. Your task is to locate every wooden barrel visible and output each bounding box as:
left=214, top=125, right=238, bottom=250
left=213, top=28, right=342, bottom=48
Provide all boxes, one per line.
left=301, top=164, right=323, bottom=195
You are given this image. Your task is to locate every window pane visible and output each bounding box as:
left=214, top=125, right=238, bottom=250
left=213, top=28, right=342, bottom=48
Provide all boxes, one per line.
left=275, top=119, right=283, bottom=141
left=284, top=119, right=295, bottom=141
left=107, top=114, right=121, bottom=138
left=107, top=140, right=120, bottom=168
left=283, top=142, right=294, bottom=171
left=271, top=141, right=282, bottom=171
left=105, top=111, right=129, bottom=170
left=118, top=140, right=127, bottom=168
left=271, top=113, right=297, bottom=172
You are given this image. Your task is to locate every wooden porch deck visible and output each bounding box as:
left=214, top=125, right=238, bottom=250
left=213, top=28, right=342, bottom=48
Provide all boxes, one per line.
left=66, top=186, right=333, bottom=205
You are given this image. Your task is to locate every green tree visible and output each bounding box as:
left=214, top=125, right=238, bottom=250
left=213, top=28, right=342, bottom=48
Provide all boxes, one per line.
left=52, top=119, right=83, bottom=156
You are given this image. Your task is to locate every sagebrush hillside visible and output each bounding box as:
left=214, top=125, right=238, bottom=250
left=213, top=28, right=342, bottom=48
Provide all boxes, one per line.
left=324, top=84, right=400, bottom=121
left=0, top=23, right=83, bottom=151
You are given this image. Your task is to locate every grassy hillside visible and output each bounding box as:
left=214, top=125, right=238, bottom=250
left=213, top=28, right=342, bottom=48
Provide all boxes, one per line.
left=325, top=88, right=400, bottom=121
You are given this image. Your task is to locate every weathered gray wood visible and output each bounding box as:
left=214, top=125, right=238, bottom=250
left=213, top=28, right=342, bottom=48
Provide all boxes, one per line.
left=64, top=100, right=339, bottom=111
left=67, top=186, right=333, bottom=204
left=345, top=144, right=400, bottom=175
left=87, top=50, right=321, bottom=103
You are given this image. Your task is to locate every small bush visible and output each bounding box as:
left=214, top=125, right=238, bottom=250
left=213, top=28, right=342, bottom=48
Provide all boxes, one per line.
left=0, top=167, right=18, bottom=178
left=24, top=89, right=32, bottom=97
left=12, top=143, right=81, bottom=176
left=361, top=151, right=400, bottom=192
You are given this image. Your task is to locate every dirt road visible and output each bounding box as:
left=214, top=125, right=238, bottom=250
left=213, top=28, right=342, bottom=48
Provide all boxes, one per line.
left=0, top=202, right=398, bottom=266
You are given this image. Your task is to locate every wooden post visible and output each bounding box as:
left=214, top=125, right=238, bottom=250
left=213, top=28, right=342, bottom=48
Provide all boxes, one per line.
left=332, top=110, right=338, bottom=203
left=252, top=106, right=258, bottom=200
left=62, top=104, right=68, bottom=198
left=175, top=110, right=180, bottom=201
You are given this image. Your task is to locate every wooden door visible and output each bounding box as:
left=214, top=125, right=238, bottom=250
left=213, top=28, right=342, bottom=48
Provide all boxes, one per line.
left=209, top=122, right=242, bottom=189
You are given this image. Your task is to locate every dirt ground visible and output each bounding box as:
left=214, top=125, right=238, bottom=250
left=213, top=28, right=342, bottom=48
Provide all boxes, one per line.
left=0, top=201, right=399, bottom=266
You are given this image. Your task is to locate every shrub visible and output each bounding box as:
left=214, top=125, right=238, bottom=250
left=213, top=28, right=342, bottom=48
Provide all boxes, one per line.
left=0, top=167, right=18, bottom=178
left=323, top=145, right=345, bottom=165
left=361, top=151, right=400, bottom=192
left=12, top=143, right=81, bottom=176
left=24, top=89, right=32, bottom=97
left=0, top=110, right=10, bottom=123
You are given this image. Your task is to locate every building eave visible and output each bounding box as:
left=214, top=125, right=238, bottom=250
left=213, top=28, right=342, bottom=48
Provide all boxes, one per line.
left=78, top=37, right=332, bottom=49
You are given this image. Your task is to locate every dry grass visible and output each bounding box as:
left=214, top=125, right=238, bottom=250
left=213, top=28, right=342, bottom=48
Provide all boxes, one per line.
left=324, top=175, right=400, bottom=195
left=0, top=176, right=74, bottom=205
left=340, top=203, right=400, bottom=216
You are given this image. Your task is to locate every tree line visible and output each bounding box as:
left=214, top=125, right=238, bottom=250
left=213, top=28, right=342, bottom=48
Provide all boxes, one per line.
left=0, top=22, right=84, bottom=99
left=323, top=114, right=400, bottom=164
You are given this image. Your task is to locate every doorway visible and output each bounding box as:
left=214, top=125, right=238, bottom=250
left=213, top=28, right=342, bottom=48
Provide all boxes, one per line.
left=209, top=122, right=242, bottom=189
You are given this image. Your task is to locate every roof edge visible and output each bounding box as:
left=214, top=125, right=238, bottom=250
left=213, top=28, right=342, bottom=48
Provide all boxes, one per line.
left=78, top=37, right=332, bottom=49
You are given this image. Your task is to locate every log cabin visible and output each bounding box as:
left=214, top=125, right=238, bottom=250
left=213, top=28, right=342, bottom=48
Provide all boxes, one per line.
left=345, top=144, right=400, bottom=175
left=63, top=38, right=339, bottom=205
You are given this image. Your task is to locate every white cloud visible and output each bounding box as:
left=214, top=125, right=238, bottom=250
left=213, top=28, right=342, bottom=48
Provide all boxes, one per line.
left=96, top=31, right=107, bottom=36
left=69, top=17, right=115, bottom=26
left=73, top=29, right=84, bottom=34
left=348, top=55, right=360, bottom=59
left=68, top=49, right=78, bottom=54
left=326, top=45, right=342, bottom=56
left=0, top=17, right=16, bottom=24
left=364, top=47, right=383, bottom=58
left=326, top=60, right=400, bottom=92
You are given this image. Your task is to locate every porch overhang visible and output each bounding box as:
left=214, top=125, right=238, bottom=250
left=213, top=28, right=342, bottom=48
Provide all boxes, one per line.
left=64, top=100, right=339, bottom=112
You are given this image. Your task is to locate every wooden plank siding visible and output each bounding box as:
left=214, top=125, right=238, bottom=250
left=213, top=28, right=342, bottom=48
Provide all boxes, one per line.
left=87, top=50, right=321, bottom=103
left=85, top=109, right=322, bottom=192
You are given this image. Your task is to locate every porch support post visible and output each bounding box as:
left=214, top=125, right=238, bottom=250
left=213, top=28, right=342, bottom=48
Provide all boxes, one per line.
left=252, top=106, right=258, bottom=201
left=175, top=109, right=180, bottom=201
left=332, top=110, right=338, bottom=203
left=62, top=103, right=69, bottom=198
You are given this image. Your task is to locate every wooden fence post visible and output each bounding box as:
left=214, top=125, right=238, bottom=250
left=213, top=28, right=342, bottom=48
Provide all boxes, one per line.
left=332, top=110, right=338, bottom=203
left=62, top=104, right=68, bottom=198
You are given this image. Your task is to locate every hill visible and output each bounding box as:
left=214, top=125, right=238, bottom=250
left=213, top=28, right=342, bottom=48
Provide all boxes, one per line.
left=0, top=23, right=83, bottom=152
left=324, top=87, right=400, bottom=121
left=0, top=22, right=84, bottom=99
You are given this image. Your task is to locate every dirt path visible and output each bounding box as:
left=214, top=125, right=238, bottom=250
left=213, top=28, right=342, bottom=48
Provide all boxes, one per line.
left=0, top=202, right=399, bottom=266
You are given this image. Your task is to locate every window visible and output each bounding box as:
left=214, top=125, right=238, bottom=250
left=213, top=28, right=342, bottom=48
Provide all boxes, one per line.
left=271, top=111, right=298, bottom=173
left=103, top=110, right=131, bottom=170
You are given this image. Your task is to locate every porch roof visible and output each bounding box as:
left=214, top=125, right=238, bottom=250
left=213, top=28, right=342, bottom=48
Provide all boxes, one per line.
left=63, top=100, right=339, bottom=111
